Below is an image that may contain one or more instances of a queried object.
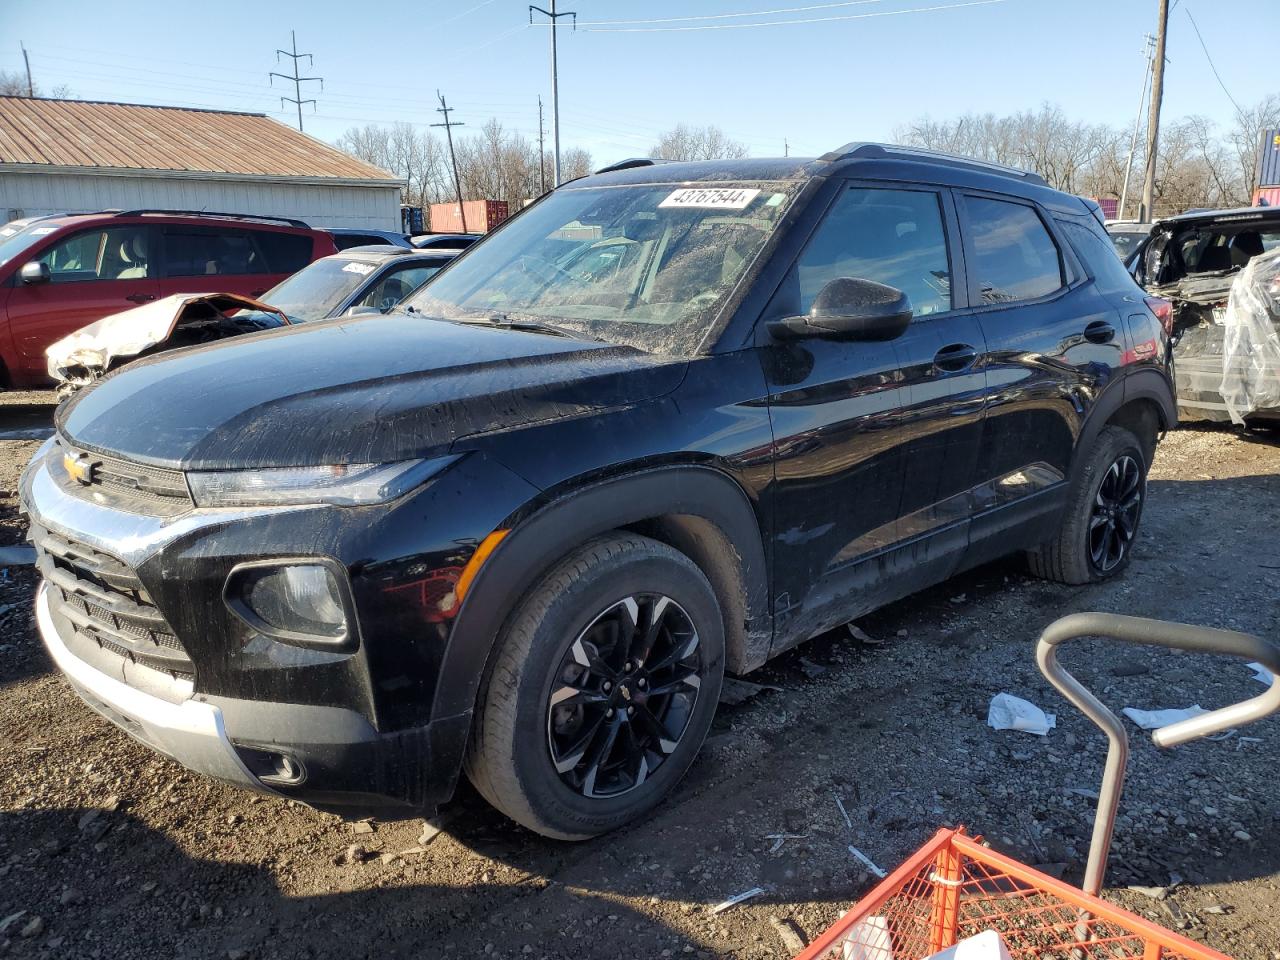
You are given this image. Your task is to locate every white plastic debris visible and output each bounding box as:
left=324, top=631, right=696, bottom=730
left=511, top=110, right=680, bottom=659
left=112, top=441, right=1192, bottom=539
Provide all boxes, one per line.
left=711, top=886, right=766, bottom=915
left=839, top=915, right=894, bottom=960
left=987, top=693, right=1056, bottom=736
left=1247, top=662, right=1275, bottom=687
left=848, top=845, right=887, bottom=878
left=1121, top=705, right=1209, bottom=730
left=1219, top=251, right=1280, bottom=425
left=923, top=930, right=1014, bottom=960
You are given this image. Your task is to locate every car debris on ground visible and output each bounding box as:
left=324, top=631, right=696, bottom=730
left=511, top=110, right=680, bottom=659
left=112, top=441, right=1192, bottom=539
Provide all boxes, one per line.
left=1121, top=705, right=1210, bottom=730
left=987, top=693, right=1057, bottom=735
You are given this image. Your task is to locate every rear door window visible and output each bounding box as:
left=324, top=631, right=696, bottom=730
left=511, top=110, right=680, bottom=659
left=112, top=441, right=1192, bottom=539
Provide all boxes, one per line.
left=961, top=196, right=1064, bottom=304
left=37, top=226, right=155, bottom=282
left=253, top=231, right=313, bottom=273
left=162, top=226, right=258, bottom=277
left=795, top=186, right=953, bottom=317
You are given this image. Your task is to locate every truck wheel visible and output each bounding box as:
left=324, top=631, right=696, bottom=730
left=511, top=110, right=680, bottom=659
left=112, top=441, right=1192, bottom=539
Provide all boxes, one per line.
left=464, top=533, right=724, bottom=840
left=1028, top=425, right=1148, bottom=585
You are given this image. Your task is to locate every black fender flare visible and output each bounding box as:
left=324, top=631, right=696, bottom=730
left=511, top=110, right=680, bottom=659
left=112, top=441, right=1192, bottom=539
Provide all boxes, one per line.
left=1073, top=368, right=1176, bottom=482
left=430, top=464, right=771, bottom=725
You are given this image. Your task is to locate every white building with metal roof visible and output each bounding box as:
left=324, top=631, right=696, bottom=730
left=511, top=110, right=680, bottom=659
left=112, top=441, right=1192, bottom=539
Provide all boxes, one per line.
left=0, top=97, right=403, bottom=229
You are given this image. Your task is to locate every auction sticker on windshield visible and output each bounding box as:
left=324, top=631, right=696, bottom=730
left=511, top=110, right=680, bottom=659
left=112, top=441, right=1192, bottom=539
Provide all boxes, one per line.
left=659, top=188, right=761, bottom=210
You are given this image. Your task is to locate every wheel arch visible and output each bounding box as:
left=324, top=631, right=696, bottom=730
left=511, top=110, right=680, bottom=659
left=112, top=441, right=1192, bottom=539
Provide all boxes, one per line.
left=430, top=464, right=772, bottom=726
left=1075, top=370, right=1175, bottom=477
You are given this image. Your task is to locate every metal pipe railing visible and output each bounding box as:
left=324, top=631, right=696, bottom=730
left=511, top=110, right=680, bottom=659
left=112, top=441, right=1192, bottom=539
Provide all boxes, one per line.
left=1036, top=612, right=1280, bottom=897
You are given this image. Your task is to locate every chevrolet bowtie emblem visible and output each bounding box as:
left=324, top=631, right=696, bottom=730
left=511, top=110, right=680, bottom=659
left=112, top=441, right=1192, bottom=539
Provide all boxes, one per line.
left=63, top=452, right=97, bottom=485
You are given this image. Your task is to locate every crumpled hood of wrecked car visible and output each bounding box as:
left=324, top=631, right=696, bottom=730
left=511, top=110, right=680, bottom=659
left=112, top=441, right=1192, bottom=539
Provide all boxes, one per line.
left=56, top=313, right=687, bottom=469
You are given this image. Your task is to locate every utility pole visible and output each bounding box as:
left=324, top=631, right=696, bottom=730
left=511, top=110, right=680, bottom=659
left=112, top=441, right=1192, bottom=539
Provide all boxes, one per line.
left=21, top=43, right=33, bottom=97
left=784, top=138, right=789, bottom=158
left=537, top=96, right=548, bottom=194
left=269, top=30, right=323, bottom=133
left=1119, top=34, right=1155, bottom=221
left=529, top=1, right=576, bottom=187
left=1139, top=0, right=1169, bottom=222
left=432, top=91, right=468, bottom=233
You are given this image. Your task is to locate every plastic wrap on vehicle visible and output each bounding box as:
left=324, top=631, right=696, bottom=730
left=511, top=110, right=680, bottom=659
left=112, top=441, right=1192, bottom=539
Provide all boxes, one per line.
left=1220, top=252, right=1280, bottom=424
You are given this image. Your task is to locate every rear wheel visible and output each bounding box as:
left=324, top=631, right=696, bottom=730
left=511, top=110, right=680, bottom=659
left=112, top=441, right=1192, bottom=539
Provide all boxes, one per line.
left=465, top=534, right=724, bottom=840
left=1028, top=425, right=1148, bottom=584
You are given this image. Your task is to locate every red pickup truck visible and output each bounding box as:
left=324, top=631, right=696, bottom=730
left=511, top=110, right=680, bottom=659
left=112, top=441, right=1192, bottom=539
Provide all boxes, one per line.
left=0, top=210, right=336, bottom=388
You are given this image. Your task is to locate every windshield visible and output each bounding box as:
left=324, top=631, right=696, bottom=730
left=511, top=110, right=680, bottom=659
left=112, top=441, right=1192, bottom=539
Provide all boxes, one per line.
left=262, top=256, right=379, bottom=320
left=0, top=220, right=61, bottom=268
left=403, top=181, right=799, bottom=355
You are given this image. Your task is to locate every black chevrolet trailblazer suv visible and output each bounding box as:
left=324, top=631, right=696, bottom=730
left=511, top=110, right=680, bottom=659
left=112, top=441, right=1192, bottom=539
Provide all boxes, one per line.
left=23, top=144, right=1175, bottom=839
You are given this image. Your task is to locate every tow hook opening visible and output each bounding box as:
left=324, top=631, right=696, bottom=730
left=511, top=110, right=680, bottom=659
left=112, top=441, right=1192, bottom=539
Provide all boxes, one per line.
left=234, top=744, right=307, bottom=787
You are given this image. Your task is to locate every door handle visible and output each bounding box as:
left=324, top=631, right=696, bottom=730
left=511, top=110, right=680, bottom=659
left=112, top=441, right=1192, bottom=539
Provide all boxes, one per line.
left=933, top=343, right=978, bottom=372
left=1084, top=321, right=1116, bottom=344
left=125, top=293, right=156, bottom=304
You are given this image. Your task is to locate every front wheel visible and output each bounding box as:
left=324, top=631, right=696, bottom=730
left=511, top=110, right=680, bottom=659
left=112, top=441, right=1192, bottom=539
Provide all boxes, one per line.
left=464, top=534, right=725, bottom=840
left=1028, top=425, right=1148, bottom=585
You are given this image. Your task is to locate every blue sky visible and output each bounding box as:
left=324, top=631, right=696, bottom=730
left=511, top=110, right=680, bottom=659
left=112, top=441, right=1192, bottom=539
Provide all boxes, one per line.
left=0, top=0, right=1270, bottom=164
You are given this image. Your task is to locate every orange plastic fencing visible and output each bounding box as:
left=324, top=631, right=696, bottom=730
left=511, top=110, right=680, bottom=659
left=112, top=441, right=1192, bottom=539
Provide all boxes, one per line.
left=795, top=829, right=1229, bottom=960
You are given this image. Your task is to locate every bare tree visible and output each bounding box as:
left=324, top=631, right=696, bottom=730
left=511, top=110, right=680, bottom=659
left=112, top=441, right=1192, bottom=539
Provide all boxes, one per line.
left=648, top=124, right=748, bottom=161
left=0, top=70, right=71, bottom=98
left=897, top=97, right=1280, bottom=216
left=337, top=119, right=593, bottom=210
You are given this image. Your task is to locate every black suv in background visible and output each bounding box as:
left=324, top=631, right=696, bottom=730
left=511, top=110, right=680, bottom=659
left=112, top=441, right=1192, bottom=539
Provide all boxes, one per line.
left=23, top=144, right=1174, bottom=839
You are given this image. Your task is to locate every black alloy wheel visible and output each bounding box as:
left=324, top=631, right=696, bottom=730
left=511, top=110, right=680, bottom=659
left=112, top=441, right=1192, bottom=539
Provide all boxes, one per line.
left=1089, top=453, right=1143, bottom=573
left=546, top=594, right=702, bottom=799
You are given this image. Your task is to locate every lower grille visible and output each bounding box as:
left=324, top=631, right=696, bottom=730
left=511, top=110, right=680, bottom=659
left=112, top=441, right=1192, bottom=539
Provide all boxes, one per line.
left=32, top=524, right=192, bottom=678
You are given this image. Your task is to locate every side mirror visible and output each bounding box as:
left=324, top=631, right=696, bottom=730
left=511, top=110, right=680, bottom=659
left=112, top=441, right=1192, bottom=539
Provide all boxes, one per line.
left=344, top=305, right=382, bottom=317
left=768, top=277, right=912, bottom=342
left=20, top=261, right=50, bottom=285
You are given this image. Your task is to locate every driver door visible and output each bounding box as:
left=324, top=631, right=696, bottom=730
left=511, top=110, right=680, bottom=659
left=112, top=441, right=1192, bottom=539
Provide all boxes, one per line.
left=762, top=182, right=985, bottom=654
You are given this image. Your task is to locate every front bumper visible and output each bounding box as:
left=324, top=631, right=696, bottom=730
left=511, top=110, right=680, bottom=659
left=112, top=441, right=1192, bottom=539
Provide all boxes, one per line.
left=23, top=446, right=473, bottom=816
left=36, top=581, right=264, bottom=790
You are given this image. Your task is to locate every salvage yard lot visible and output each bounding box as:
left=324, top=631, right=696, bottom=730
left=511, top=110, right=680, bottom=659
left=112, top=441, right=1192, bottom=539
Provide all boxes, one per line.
left=1, top=405, right=1278, bottom=960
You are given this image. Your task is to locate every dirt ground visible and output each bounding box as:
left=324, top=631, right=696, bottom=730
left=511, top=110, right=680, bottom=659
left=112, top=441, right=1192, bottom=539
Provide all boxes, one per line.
left=1, top=394, right=1278, bottom=960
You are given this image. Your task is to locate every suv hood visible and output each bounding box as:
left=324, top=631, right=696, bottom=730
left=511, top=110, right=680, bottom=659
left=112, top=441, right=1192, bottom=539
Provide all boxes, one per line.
left=57, top=314, right=687, bottom=469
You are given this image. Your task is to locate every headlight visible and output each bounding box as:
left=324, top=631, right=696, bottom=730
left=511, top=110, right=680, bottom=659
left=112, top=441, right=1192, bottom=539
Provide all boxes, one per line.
left=225, top=561, right=351, bottom=647
left=187, top=456, right=458, bottom=507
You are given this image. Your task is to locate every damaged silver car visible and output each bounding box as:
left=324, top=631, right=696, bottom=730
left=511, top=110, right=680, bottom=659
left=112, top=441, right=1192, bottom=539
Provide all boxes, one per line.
left=1133, top=207, right=1280, bottom=422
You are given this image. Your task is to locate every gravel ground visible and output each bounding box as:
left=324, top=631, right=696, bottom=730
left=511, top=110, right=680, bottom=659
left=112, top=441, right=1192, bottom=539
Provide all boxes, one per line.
left=1, top=399, right=1278, bottom=960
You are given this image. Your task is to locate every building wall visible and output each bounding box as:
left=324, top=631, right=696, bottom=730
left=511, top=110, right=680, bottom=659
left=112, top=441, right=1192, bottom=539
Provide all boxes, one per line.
left=0, top=170, right=401, bottom=230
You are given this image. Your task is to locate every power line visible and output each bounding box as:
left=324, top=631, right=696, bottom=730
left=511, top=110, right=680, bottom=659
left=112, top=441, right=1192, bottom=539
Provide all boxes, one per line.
left=21, top=43, right=33, bottom=96
left=544, top=0, right=886, bottom=26
left=431, top=91, right=468, bottom=232
left=574, top=0, right=1009, bottom=33
left=1183, top=7, right=1244, bottom=120
left=269, top=30, right=323, bottom=132
left=529, top=1, right=575, bottom=186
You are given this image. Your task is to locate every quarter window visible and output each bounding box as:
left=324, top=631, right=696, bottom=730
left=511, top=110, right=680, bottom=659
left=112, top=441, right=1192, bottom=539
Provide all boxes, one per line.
left=796, top=187, right=952, bottom=317
left=37, top=226, right=153, bottom=282
left=253, top=231, right=313, bottom=273
left=964, top=196, right=1063, bottom=304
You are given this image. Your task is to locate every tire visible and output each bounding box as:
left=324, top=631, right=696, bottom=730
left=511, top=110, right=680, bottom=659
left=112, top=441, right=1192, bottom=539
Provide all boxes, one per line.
left=464, top=533, right=725, bottom=840
left=1027, top=425, right=1148, bottom=585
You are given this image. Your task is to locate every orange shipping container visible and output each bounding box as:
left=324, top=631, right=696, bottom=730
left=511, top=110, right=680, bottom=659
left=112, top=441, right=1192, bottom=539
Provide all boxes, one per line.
left=428, top=200, right=509, bottom=234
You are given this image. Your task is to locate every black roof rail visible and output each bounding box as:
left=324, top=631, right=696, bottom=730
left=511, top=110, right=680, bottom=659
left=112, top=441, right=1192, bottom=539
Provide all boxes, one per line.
left=820, top=142, right=1048, bottom=187
left=593, top=157, right=676, bottom=175
left=114, top=209, right=311, bottom=228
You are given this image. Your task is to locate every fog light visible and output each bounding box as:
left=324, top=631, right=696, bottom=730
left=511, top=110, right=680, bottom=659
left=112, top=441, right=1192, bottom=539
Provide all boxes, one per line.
left=226, top=561, right=351, bottom=647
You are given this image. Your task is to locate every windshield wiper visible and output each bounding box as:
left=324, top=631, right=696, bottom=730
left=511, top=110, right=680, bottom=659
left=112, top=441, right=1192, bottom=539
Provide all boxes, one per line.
left=458, top=314, right=605, bottom=342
